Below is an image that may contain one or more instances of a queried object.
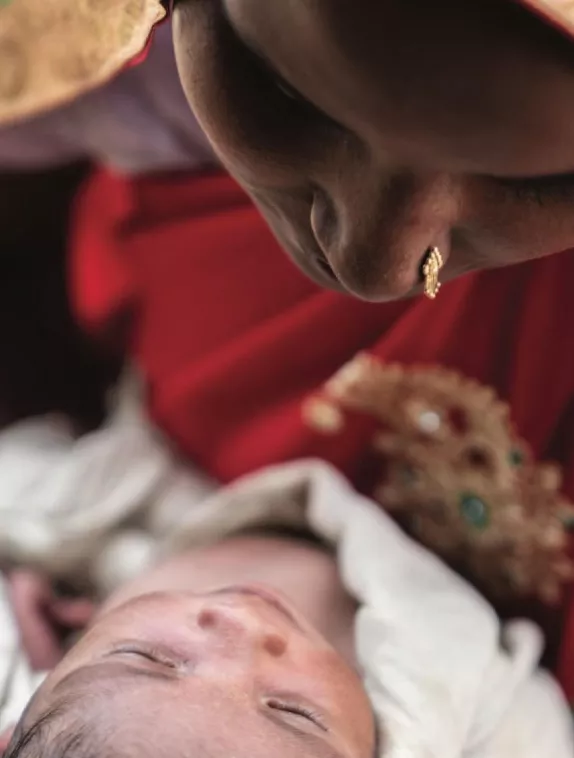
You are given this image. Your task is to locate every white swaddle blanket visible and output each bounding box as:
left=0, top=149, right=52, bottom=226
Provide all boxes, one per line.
left=0, top=386, right=572, bottom=756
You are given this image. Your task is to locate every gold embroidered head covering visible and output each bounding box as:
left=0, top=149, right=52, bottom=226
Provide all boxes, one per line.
left=0, top=0, right=167, bottom=126
left=2, top=0, right=574, bottom=127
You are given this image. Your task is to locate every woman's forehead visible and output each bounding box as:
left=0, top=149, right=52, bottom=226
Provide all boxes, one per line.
left=226, top=0, right=574, bottom=175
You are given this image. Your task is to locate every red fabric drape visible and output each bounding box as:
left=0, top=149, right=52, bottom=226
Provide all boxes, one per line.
left=71, top=167, right=574, bottom=699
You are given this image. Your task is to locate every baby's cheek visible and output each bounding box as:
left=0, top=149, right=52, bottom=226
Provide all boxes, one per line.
left=320, top=658, right=375, bottom=754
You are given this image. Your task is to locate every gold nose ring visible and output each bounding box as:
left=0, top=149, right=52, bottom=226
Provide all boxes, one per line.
left=422, top=247, right=444, bottom=300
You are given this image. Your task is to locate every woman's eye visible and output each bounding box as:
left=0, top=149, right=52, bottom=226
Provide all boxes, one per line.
left=266, top=698, right=328, bottom=731
left=219, top=0, right=344, bottom=131
left=274, top=77, right=303, bottom=103
left=494, top=173, right=574, bottom=205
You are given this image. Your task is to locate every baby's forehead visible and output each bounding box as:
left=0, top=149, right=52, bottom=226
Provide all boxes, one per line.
left=25, top=666, right=342, bottom=758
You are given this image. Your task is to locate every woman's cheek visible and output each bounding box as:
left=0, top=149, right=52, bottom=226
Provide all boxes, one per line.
left=173, top=2, right=321, bottom=188
left=458, top=179, right=574, bottom=266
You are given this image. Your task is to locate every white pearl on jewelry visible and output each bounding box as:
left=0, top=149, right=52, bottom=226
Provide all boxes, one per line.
left=417, top=410, right=441, bottom=434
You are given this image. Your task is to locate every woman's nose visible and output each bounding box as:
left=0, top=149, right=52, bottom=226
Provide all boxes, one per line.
left=311, top=171, right=458, bottom=301
left=197, top=604, right=288, bottom=658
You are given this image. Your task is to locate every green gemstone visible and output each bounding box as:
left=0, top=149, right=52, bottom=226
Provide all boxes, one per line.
left=508, top=449, right=524, bottom=467
left=561, top=513, right=574, bottom=531
left=459, top=493, right=489, bottom=530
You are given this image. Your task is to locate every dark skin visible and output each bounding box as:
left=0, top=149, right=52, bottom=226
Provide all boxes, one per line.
left=174, top=0, right=574, bottom=301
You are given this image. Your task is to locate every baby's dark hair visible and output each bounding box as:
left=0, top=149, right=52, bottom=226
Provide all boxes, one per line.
left=4, top=681, right=381, bottom=758
left=5, top=713, right=382, bottom=758
left=3, top=703, right=108, bottom=758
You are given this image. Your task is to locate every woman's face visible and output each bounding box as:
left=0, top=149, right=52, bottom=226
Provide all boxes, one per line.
left=174, top=0, right=574, bottom=301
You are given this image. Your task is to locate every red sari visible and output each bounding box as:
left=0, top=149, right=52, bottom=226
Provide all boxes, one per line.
left=70, top=167, right=574, bottom=701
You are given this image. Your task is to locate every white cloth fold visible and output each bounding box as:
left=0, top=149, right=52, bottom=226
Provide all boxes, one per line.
left=0, top=387, right=571, bottom=756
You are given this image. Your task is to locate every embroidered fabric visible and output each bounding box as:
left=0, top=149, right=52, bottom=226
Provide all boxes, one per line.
left=0, top=0, right=167, bottom=125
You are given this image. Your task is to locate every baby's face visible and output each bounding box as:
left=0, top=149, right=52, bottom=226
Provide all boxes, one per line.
left=22, top=587, right=375, bottom=758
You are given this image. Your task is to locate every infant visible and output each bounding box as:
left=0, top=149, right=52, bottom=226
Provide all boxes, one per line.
left=3, top=532, right=375, bottom=758
left=1, top=462, right=573, bottom=758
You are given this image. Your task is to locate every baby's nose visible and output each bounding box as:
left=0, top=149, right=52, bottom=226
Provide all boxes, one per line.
left=197, top=604, right=288, bottom=658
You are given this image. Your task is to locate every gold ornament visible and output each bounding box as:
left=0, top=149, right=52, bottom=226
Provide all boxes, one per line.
left=304, top=353, right=574, bottom=604
left=422, top=246, right=443, bottom=300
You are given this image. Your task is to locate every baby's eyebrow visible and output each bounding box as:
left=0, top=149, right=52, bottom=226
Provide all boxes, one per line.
left=54, top=659, right=174, bottom=697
